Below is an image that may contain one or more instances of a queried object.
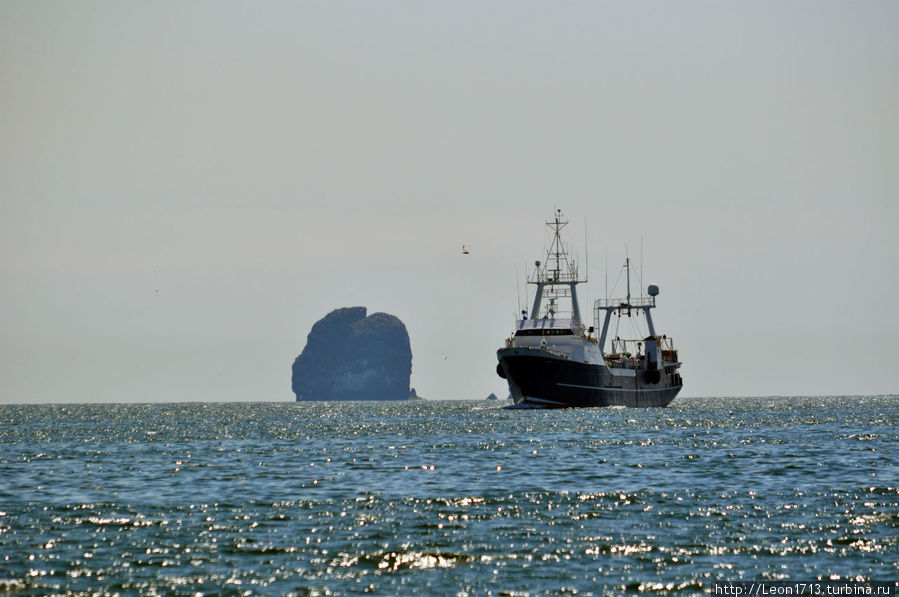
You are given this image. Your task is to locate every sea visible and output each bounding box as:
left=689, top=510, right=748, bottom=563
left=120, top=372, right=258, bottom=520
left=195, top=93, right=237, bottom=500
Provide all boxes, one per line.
left=0, top=396, right=896, bottom=596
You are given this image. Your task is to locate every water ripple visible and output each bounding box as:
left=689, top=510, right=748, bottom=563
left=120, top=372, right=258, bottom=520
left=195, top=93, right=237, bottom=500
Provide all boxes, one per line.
left=0, top=396, right=896, bottom=595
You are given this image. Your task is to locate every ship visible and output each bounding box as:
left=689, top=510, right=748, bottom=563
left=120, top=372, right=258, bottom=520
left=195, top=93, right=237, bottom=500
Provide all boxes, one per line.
left=496, top=210, right=683, bottom=408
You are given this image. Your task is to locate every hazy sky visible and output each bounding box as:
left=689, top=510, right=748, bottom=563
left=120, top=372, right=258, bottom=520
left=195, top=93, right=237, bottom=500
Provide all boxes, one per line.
left=2, top=1, right=897, bottom=403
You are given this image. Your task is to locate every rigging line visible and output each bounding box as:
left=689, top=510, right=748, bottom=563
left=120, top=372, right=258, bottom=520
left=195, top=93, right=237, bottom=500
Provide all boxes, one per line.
left=640, top=236, right=643, bottom=300
left=584, top=217, right=588, bottom=285
left=516, top=264, right=521, bottom=316
left=628, top=310, right=644, bottom=342
left=604, top=247, right=608, bottom=302
left=609, top=264, right=626, bottom=300
left=524, top=261, right=530, bottom=313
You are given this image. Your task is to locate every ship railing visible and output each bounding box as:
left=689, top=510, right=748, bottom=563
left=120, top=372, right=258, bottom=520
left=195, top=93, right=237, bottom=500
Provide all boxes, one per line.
left=658, top=335, right=676, bottom=349
left=530, top=271, right=583, bottom=284
left=594, top=296, right=655, bottom=310
left=605, top=354, right=642, bottom=369
left=604, top=336, right=678, bottom=365
left=606, top=337, right=643, bottom=355
left=604, top=353, right=679, bottom=369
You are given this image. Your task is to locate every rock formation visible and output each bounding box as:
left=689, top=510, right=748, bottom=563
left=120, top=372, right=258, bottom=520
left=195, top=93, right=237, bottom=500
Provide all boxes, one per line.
left=292, top=307, right=413, bottom=401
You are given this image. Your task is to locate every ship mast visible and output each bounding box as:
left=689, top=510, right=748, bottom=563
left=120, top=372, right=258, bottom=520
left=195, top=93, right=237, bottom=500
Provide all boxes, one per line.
left=625, top=256, right=631, bottom=317
left=594, top=258, right=659, bottom=354
left=528, top=209, right=587, bottom=325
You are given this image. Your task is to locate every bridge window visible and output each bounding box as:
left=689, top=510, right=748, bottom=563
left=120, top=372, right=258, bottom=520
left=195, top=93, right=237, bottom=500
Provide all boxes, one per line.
left=515, top=329, right=574, bottom=337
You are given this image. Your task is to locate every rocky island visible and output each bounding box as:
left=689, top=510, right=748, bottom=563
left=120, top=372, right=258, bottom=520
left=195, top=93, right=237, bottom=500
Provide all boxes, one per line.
left=292, top=307, right=413, bottom=401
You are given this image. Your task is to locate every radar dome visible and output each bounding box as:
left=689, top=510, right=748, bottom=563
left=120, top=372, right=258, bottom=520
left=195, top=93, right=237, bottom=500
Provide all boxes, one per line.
left=647, top=284, right=659, bottom=297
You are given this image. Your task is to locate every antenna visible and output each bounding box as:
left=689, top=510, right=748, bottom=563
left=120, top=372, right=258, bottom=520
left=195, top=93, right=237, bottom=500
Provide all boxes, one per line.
left=584, top=217, right=589, bottom=285
left=624, top=244, right=632, bottom=317
left=626, top=256, right=631, bottom=308
left=640, top=235, right=644, bottom=300
left=524, top=261, right=529, bottom=316
left=516, top=265, right=521, bottom=315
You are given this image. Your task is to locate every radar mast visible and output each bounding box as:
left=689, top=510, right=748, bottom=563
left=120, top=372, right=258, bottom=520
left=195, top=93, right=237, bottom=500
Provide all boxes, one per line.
left=528, top=209, right=587, bottom=325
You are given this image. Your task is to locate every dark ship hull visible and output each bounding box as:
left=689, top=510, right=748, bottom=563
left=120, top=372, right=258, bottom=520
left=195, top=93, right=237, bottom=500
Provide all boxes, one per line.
left=497, top=348, right=682, bottom=408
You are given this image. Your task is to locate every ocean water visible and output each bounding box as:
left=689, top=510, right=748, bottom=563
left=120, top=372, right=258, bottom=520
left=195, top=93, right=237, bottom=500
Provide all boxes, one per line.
left=0, top=396, right=896, bottom=596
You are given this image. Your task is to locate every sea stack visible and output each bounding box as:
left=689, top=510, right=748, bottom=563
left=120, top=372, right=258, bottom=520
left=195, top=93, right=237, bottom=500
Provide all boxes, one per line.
left=292, top=307, right=413, bottom=401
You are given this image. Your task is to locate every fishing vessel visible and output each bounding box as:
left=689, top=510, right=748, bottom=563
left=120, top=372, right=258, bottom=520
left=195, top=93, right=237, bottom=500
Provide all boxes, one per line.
left=496, top=210, right=683, bottom=408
